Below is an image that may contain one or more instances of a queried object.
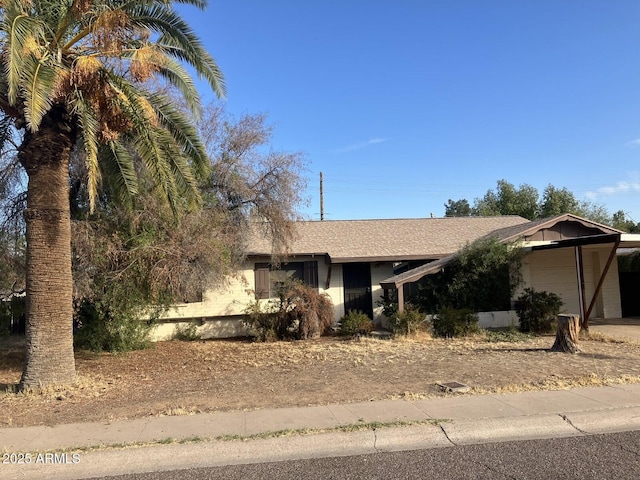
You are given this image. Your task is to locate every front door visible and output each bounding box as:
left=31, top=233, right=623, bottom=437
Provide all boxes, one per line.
left=343, top=263, right=374, bottom=319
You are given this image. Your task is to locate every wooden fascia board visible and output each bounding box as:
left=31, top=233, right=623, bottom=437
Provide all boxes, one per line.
left=530, top=233, right=622, bottom=251
left=331, top=254, right=449, bottom=264
left=500, top=215, right=622, bottom=244
left=379, top=254, right=457, bottom=290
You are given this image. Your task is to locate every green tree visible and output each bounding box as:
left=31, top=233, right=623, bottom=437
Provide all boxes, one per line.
left=611, top=210, right=640, bottom=233
left=0, top=0, right=224, bottom=388
left=538, top=185, right=581, bottom=218
left=540, top=184, right=611, bottom=224
left=473, top=180, right=539, bottom=220
left=444, top=198, right=472, bottom=217
left=447, top=180, right=615, bottom=225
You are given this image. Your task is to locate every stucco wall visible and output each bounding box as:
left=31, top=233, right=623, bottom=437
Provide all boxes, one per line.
left=371, top=262, right=395, bottom=324
left=517, top=245, right=622, bottom=319
left=151, top=257, right=396, bottom=340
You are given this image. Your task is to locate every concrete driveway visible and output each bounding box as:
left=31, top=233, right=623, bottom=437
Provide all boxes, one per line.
left=589, top=317, right=640, bottom=342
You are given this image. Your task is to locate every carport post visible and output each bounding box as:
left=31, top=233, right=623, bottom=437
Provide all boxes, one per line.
left=575, top=246, right=587, bottom=329
left=397, top=286, right=405, bottom=313
left=585, top=239, right=620, bottom=323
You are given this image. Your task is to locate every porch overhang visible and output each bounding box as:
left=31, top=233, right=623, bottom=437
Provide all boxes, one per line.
left=380, top=232, right=640, bottom=316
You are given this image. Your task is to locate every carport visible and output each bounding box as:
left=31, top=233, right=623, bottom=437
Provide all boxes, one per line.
left=528, top=233, right=640, bottom=329
left=380, top=214, right=640, bottom=331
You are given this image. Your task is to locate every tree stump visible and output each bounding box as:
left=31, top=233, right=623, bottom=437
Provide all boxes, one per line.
left=551, top=314, right=581, bottom=353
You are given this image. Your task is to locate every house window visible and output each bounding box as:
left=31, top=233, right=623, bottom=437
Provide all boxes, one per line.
left=254, top=261, right=318, bottom=299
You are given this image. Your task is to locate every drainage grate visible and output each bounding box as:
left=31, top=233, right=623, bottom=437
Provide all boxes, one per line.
left=437, top=381, right=470, bottom=393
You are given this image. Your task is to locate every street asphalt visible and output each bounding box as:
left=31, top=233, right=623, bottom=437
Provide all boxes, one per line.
left=2, top=383, right=640, bottom=480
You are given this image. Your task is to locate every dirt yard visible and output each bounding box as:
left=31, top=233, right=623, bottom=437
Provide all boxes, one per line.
left=2, top=332, right=640, bottom=428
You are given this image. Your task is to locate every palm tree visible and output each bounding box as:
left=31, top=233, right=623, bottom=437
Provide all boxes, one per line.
left=0, top=0, right=224, bottom=388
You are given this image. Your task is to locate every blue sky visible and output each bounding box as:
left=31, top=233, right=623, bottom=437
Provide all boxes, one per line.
left=181, top=0, right=640, bottom=222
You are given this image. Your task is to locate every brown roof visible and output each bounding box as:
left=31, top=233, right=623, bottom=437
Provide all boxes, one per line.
left=380, top=213, right=624, bottom=288
left=247, top=216, right=530, bottom=263
left=480, top=213, right=622, bottom=243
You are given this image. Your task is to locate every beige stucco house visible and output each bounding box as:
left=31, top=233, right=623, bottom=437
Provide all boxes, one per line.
left=150, top=214, right=640, bottom=340
left=150, top=216, right=530, bottom=340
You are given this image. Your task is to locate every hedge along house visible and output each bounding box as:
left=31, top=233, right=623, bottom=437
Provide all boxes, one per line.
left=380, top=214, right=640, bottom=329
left=150, top=216, right=530, bottom=340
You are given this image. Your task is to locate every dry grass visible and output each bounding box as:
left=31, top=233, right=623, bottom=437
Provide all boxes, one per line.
left=472, top=373, right=640, bottom=395
left=580, top=330, right=631, bottom=344
left=2, top=332, right=640, bottom=428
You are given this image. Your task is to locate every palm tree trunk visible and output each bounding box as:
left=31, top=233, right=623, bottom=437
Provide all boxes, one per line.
left=19, top=114, right=76, bottom=388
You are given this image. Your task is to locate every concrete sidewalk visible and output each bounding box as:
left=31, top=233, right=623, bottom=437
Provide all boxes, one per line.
left=3, top=383, right=640, bottom=479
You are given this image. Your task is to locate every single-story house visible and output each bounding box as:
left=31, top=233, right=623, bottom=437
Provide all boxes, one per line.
left=150, top=216, right=529, bottom=339
left=150, top=214, right=640, bottom=340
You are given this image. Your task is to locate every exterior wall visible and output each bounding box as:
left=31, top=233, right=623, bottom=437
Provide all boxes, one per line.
left=150, top=267, right=255, bottom=341
left=476, top=310, right=519, bottom=328
left=150, top=318, right=251, bottom=341
left=322, top=263, right=344, bottom=324
left=425, top=311, right=519, bottom=329
left=371, top=262, right=395, bottom=325
left=517, top=245, right=622, bottom=319
left=150, top=257, right=396, bottom=340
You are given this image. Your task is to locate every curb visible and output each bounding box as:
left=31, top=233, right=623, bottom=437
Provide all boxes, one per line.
left=4, top=408, right=640, bottom=480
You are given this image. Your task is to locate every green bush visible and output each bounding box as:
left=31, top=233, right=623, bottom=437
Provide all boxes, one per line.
left=515, top=288, right=563, bottom=334
left=0, top=302, right=10, bottom=337
left=73, top=300, right=153, bottom=352
left=339, top=310, right=374, bottom=337
left=388, top=304, right=428, bottom=335
left=243, top=299, right=278, bottom=342
left=412, top=237, right=524, bottom=314
left=432, top=308, right=479, bottom=338
left=484, top=326, right=535, bottom=343
left=174, top=322, right=201, bottom=341
left=244, top=279, right=334, bottom=341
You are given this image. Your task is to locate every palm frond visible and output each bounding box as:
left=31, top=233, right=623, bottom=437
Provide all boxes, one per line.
left=155, top=127, right=202, bottom=209
left=2, top=3, right=44, bottom=106
left=146, top=92, right=208, bottom=177
left=124, top=2, right=226, bottom=98
left=20, top=52, right=58, bottom=131
left=153, top=54, right=201, bottom=116
left=98, top=140, right=139, bottom=207
left=73, top=94, right=101, bottom=212
left=105, top=73, right=186, bottom=208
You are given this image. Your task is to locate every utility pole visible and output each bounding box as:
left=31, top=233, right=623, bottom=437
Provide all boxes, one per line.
left=320, top=172, right=324, bottom=221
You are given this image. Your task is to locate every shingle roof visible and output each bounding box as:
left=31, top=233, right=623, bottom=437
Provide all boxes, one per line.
left=479, top=213, right=622, bottom=243
left=247, top=216, right=530, bottom=262
left=379, top=213, right=623, bottom=288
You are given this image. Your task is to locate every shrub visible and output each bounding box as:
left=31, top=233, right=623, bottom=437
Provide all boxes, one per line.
left=0, top=301, right=10, bottom=337
left=376, top=294, right=398, bottom=319
left=243, top=299, right=278, bottom=342
left=432, top=308, right=479, bottom=338
left=244, top=279, right=334, bottom=341
left=174, top=322, right=201, bottom=341
left=388, top=304, right=428, bottom=335
left=515, top=288, right=563, bottom=334
left=412, top=237, right=524, bottom=313
left=484, top=326, right=535, bottom=343
left=339, top=310, right=374, bottom=337
left=73, top=299, right=153, bottom=352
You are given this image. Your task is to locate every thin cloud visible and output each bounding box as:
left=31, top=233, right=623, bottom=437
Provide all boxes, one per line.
left=585, top=180, right=640, bottom=199
left=333, top=137, right=389, bottom=154
left=625, top=138, right=640, bottom=147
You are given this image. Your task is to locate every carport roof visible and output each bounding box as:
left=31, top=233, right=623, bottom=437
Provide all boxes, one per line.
left=379, top=214, right=628, bottom=289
